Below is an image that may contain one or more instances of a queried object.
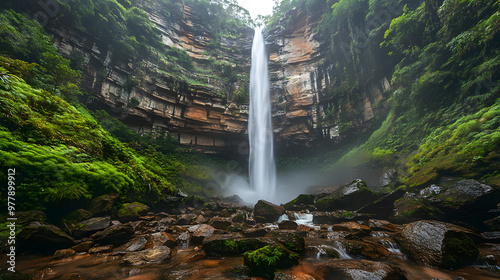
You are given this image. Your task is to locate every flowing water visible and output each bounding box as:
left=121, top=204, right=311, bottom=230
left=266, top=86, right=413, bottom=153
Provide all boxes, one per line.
left=248, top=27, right=276, bottom=200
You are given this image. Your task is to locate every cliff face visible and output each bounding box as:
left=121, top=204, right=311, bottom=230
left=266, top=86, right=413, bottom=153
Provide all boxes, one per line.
left=267, top=8, right=391, bottom=151
left=43, top=0, right=390, bottom=154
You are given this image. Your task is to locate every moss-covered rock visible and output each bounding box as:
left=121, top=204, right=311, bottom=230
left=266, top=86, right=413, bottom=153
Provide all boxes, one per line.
left=265, top=230, right=305, bottom=254
left=90, top=224, right=134, bottom=245
left=63, top=209, right=93, bottom=227
left=392, top=192, right=443, bottom=223
left=315, top=180, right=380, bottom=211
left=88, top=193, right=119, bottom=216
left=73, top=216, right=111, bottom=238
left=244, top=244, right=299, bottom=278
left=282, top=194, right=315, bottom=210
left=202, top=234, right=274, bottom=255
left=254, top=200, right=286, bottom=223
left=117, top=202, right=149, bottom=222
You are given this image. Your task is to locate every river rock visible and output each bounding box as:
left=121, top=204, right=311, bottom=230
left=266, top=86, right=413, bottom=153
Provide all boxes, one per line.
left=254, top=200, right=286, bottom=223
left=315, top=180, right=381, bottom=211
left=63, top=209, right=93, bottom=227
left=315, top=259, right=408, bottom=280
left=209, top=216, right=232, bottom=229
left=88, top=245, right=113, bottom=254
left=342, top=239, right=390, bottom=259
left=395, top=220, right=479, bottom=268
left=244, top=244, right=300, bottom=278
left=191, top=224, right=215, bottom=244
left=368, top=219, right=399, bottom=232
left=88, top=193, right=119, bottom=216
left=243, top=227, right=269, bottom=237
left=18, top=222, right=75, bottom=252
left=71, top=240, right=94, bottom=252
left=54, top=249, right=76, bottom=259
left=91, top=224, right=134, bottom=245
left=202, top=234, right=273, bottom=255
left=279, top=220, right=299, bottom=230
left=126, top=236, right=147, bottom=252
left=265, top=230, right=305, bottom=254
left=145, top=232, right=177, bottom=249
left=392, top=192, right=442, bottom=223
left=282, top=194, right=315, bottom=211
left=73, top=216, right=111, bottom=238
left=331, top=222, right=371, bottom=237
left=117, top=202, right=150, bottom=223
left=176, top=213, right=197, bottom=225
left=121, top=246, right=171, bottom=265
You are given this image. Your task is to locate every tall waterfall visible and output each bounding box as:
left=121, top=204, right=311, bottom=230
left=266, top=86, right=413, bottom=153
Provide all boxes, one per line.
left=248, top=28, right=276, bottom=199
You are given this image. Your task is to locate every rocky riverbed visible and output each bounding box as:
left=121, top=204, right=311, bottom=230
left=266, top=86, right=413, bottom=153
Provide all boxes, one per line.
left=1, top=179, right=500, bottom=280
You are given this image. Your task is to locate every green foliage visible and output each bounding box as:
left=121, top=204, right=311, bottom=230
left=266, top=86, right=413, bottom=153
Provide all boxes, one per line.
left=166, top=47, right=194, bottom=71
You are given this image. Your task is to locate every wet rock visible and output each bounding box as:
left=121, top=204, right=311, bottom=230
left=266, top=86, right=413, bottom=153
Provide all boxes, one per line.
left=311, top=210, right=367, bottom=224
left=176, top=213, right=197, bottom=225
left=121, top=246, right=171, bottom=265
left=368, top=219, right=399, bottom=232
left=15, top=211, right=47, bottom=228
left=331, top=222, right=371, bottom=237
left=265, top=230, right=305, bottom=254
left=357, top=189, right=406, bottom=219
left=316, top=259, right=408, bottom=280
left=177, top=232, right=191, bottom=245
left=202, top=234, right=273, bottom=255
left=73, top=216, right=111, bottom=238
left=145, top=232, right=177, bottom=249
left=242, top=228, right=267, bottom=238
left=117, top=202, right=150, bottom=223
left=127, top=236, right=147, bottom=252
left=283, top=194, right=315, bottom=211
left=244, top=244, right=300, bottom=278
left=315, top=180, right=381, bottom=211
left=63, top=209, right=93, bottom=227
left=191, top=224, right=216, bottom=244
left=481, top=232, right=500, bottom=243
left=91, top=224, right=134, bottom=245
left=89, top=245, right=113, bottom=254
left=54, top=249, right=76, bottom=259
left=88, top=193, right=119, bottom=216
left=254, top=200, right=286, bottom=223
left=71, top=240, right=94, bottom=252
left=342, top=239, right=390, bottom=259
left=274, top=271, right=315, bottom=280
left=392, top=192, right=442, bottom=223
left=209, top=216, right=232, bottom=230
left=223, top=194, right=245, bottom=204
left=18, top=222, right=75, bottom=252
left=59, top=273, right=84, bottom=280
left=232, top=213, right=246, bottom=223
left=305, top=245, right=341, bottom=259
left=153, top=196, right=184, bottom=212
left=279, top=220, right=298, bottom=230
left=484, top=216, right=500, bottom=230
left=395, top=220, right=479, bottom=269
left=194, top=214, right=208, bottom=224
left=183, top=195, right=205, bottom=209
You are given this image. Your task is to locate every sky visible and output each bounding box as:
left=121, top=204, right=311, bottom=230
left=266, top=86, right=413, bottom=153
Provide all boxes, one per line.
left=236, top=0, right=274, bottom=19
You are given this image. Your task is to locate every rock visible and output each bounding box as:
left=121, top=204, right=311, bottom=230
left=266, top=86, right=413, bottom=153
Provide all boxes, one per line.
left=73, top=216, right=111, bottom=238
left=305, top=245, right=341, bottom=259
left=223, top=195, right=245, bottom=204
left=88, top=193, right=119, bottom=216
left=342, top=239, right=391, bottom=259
left=177, top=232, right=191, bottom=245
left=63, top=209, right=93, bottom=227
left=244, top=244, right=300, bottom=278
left=357, top=189, right=406, bottom=219
left=121, top=246, right=171, bottom=265
left=279, top=220, right=298, bottom=230
left=243, top=227, right=269, bottom=237
left=202, top=234, right=273, bottom=255
left=183, top=195, right=205, bottom=209
left=59, top=273, right=84, bottom=280
left=191, top=224, right=216, bottom=244
left=484, top=216, right=500, bottom=230
left=265, top=231, right=305, bottom=254
left=315, top=180, right=381, bottom=211
left=368, top=219, right=399, bottom=232
left=54, top=249, right=76, bottom=259
left=315, top=259, right=408, bottom=280
left=71, top=240, right=94, bottom=252
left=194, top=215, right=208, bottom=224
left=89, top=245, right=113, bottom=254
left=127, top=236, right=147, bottom=252
left=392, top=192, right=442, bottom=223
left=232, top=213, right=245, bottom=223
left=395, top=220, right=479, bottom=268
left=209, top=217, right=232, bottom=229
left=282, top=194, right=315, bottom=211
left=153, top=196, right=184, bottom=212
left=18, top=222, right=75, bottom=252
left=331, top=222, right=371, bottom=237
left=16, top=210, right=46, bottom=226
left=254, top=200, right=286, bottom=223
left=176, top=213, right=197, bottom=225
left=311, top=210, right=369, bottom=224
left=274, top=271, right=316, bottom=280
left=117, top=202, right=150, bottom=223
left=91, top=224, right=134, bottom=245
left=145, top=232, right=177, bottom=249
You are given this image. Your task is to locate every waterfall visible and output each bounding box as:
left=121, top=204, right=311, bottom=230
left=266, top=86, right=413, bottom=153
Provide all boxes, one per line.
left=249, top=28, right=276, bottom=200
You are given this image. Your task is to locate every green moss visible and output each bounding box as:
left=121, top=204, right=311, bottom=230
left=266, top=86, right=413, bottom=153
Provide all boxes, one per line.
left=243, top=245, right=299, bottom=278
left=442, top=231, right=479, bottom=269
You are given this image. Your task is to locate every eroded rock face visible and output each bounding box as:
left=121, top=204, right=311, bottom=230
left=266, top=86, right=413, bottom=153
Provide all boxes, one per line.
left=395, top=220, right=479, bottom=269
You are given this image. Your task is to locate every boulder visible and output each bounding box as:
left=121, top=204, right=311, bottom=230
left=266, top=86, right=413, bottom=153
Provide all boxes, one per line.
left=126, top=236, right=147, bottom=252
left=279, top=220, right=298, bottom=230
left=282, top=194, right=315, bottom=211
left=16, top=210, right=46, bottom=226
left=88, top=193, right=119, bottom=216
left=176, top=213, right=197, bottom=225
left=395, top=220, right=479, bottom=268
left=117, top=202, right=149, bottom=223
left=63, top=209, right=93, bottom=227
left=331, top=222, right=371, bottom=237
left=368, top=219, right=399, bottom=232
left=73, top=216, right=111, bottom=238
left=265, top=230, right=305, bottom=254
left=71, top=240, right=94, bottom=252
left=54, top=249, right=76, bottom=259
left=91, top=224, right=134, bottom=245
left=315, top=259, right=407, bottom=280
left=191, top=224, right=215, bottom=244
left=18, top=222, right=75, bottom=252
left=243, top=227, right=269, bottom=237
left=392, top=192, right=442, bottom=223
left=202, top=234, right=273, bottom=255
left=145, top=232, right=177, bottom=249
left=244, top=244, right=299, bottom=278
left=342, top=239, right=390, bottom=259
left=315, top=180, right=381, bottom=211
left=209, top=217, right=232, bottom=230
left=254, top=200, right=286, bottom=223
left=153, top=196, right=184, bottom=212
left=121, top=246, right=171, bottom=265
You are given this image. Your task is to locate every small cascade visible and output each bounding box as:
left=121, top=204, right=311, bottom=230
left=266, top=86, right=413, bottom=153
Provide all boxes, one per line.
left=277, top=214, right=289, bottom=223
left=331, top=241, right=352, bottom=259
left=380, top=239, right=404, bottom=255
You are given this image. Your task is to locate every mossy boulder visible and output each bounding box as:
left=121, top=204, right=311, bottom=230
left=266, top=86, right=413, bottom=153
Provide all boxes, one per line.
left=282, top=194, right=315, bottom=210
left=63, top=209, right=93, bottom=226
left=315, top=180, right=380, bottom=211
left=88, top=193, right=119, bottom=216
left=265, top=230, right=305, bottom=254
left=392, top=192, right=443, bottom=223
left=18, top=222, right=75, bottom=252
left=73, top=216, right=111, bottom=238
left=244, top=244, right=300, bottom=278
left=395, top=220, right=479, bottom=269
left=254, top=200, right=286, bottom=223
left=202, top=234, right=274, bottom=255
left=117, top=202, right=149, bottom=222
left=16, top=211, right=46, bottom=226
